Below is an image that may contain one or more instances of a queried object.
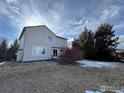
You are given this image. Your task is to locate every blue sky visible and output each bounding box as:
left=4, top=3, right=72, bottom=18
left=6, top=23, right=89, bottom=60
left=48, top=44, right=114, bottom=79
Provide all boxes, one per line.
left=0, top=0, right=124, bottom=48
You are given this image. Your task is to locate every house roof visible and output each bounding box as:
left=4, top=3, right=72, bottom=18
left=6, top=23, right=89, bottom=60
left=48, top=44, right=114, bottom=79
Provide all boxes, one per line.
left=56, top=36, right=67, bottom=40
left=116, top=48, right=124, bottom=53
left=19, top=25, right=67, bottom=40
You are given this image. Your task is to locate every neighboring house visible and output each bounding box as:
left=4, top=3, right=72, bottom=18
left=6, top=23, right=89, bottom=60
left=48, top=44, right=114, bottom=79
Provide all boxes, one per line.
left=17, top=25, right=67, bottom=62
left=116, top=49, right=124, bottom=57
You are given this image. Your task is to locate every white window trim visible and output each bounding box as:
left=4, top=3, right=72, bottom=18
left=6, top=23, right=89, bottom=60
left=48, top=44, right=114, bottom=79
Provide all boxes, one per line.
left=47, top=35, right=55, bottom=44
left=32, top=46, right=46, bottom=56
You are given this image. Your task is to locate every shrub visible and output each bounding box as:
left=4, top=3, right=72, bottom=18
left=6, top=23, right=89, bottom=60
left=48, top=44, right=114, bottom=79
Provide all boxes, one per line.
left=59, top=47, right=84, bottom=65
left=85, top=49, right=97, bottom=60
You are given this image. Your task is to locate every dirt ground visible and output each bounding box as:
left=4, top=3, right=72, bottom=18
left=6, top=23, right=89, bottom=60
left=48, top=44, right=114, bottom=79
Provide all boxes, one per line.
left=0, top=61, right=124, bottom=93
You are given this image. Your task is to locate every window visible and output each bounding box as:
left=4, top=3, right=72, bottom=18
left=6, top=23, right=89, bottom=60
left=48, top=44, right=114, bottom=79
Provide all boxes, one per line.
left=60, top=49, right=63, bottom=52
left=32, top=46, right=46, bottom=56
left=42, top=48, right=45, bottom=54
left=53, top=49, right=57, bottom=56
left=48, top=35, right=54, bottom=43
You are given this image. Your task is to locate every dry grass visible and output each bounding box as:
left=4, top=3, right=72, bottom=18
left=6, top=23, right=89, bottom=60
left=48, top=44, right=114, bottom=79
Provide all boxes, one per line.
left=0, top=61, right=123, bottom=93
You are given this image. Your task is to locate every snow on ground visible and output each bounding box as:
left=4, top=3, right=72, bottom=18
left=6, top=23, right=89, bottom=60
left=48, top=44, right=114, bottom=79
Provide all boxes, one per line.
left=85, top=90, right=102, bottom=93
left=85, top=90, right=124, bottom=93
left=0, top=62, right=5, bottom=65
left=76, top=60, right=120, bottom=68
left=116, top=90, right=124, bottom=93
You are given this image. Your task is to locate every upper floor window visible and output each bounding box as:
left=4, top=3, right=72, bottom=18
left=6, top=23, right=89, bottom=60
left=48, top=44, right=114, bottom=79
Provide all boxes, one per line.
left=48, top=35, right=54, bottom=43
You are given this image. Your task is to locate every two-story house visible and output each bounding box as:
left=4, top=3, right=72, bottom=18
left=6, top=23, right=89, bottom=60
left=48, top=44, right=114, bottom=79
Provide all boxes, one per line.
left=17, top=25, right=67, bottom=62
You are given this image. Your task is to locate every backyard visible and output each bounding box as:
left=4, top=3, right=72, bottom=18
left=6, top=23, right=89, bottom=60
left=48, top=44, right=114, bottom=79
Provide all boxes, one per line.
left=0, top=61, right=123, bottom=93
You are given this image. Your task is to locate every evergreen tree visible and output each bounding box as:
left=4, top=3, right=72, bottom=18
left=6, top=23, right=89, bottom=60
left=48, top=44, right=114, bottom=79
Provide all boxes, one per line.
left=9, top=39, right=19, bottom=60
left=73, top=27, right=94, bottom=49
left=0, top=39, right=8, bottom=60
left=94, top=24, right=119, bottom=61
left=72, top=39, right=80, bottom=47
left=73, top=27, right=94, bottom=59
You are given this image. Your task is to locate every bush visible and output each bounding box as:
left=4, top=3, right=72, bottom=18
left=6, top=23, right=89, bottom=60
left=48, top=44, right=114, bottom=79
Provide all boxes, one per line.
left=59, top=47, right=84, bottom=65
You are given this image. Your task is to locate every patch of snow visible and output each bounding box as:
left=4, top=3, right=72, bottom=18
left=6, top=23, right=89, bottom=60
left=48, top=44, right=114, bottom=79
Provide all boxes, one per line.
left=76, top=60, right=119, bottom=68
left=0, top=62, right=5, bottom=65
left=116, top=90, right=124, bottom=93
left=85, top=90, right=102, bottom=93
left=85, top=90, right=124, bottom=93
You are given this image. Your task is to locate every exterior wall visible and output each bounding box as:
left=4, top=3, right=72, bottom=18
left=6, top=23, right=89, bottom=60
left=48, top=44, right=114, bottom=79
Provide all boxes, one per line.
left=52, top=37, right=67, bottom=57
left=23, top=26, right=56, bottom=61
left=17, top=31, right=25, bottom=61
left=17, top=49, right=23, bottom=61
left=55, top=37, right=67, bottom=48
left=52, top=48, right=62, bottom=58
left=17, top=25, right=67, bottom=62
left=19, top=31, right=25, bottom=49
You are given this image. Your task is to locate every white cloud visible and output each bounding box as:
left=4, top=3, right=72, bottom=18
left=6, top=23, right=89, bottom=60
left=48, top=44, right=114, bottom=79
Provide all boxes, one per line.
left=0, top=1, right=9, bottom=15
left=110, top=5, right=120, bottom=17
left=22, top=15, right=44, bottom=26
left=68, top=5, right=120, bottom=33
left=68, top=38, right=74, bottom=42
left=114, top=22, right=124, bottom=30
left=117, top=43, right=124, bottom=49
left=72, top=20, right=89, bottom=26
left=80, top=5, right=121, bottom=31
left=0, top=0, right=123, bottom=48
left=100, top=5, right=120, bottom=21
left=67, top=38, right=74, bottom=48
left=80, top=5, right=120, bottom=31
left=6, top=0, right=18, bottom=4
left=0, top=0, right=60, bottom=37
left=118, top=35, right=124, bottom=43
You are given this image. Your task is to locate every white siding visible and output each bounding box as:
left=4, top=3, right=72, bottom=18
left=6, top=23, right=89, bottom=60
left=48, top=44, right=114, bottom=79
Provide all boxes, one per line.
left=17, top=50, right=23, bottom=61
left=18, top=25, right=67, bottom=62
left=23, top=26, right=56, bottom=61
left=19, top=31, right=25, bottom=49
left=55, top=37, right=67, bottom=48
left=17, top=31, right=25, bottom=61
